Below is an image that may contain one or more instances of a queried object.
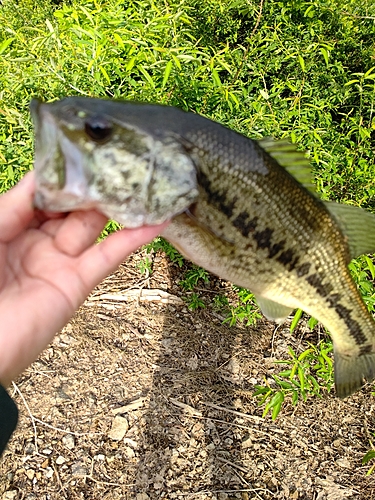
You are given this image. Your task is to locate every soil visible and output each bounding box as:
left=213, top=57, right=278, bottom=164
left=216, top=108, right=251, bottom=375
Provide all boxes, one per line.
left=1, top=246, right=375, bottom=500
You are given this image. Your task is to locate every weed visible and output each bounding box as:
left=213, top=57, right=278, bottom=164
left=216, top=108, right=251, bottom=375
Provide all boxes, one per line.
left=97, top=220, right=122, bottom=241
left=138, top=257, right=153, bottom=276
left=180, top=266, right=210, bottom=291
left=223, top=287, right=262, bottom=327
left=145, top=237, right=185, bottom=267
left=363, top=449, right=375, bottom=476
left=254, top=342, right=334, bottom=420
left=184, top=292, right=206, bottom=311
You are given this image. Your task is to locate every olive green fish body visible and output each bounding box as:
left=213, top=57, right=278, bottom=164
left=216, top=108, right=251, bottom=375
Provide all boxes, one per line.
left=161, top=136, right=375, bottom=397
left=31, top=97, right=375, bottom=398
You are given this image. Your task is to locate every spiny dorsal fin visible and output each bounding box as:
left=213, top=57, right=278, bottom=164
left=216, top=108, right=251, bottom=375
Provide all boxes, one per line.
left=257, top=137, right=316, bottom=193
left=325, top=201, right=375, bottom=259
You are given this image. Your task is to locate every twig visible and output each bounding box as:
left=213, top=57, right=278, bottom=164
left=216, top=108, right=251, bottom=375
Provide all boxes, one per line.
left=179, top=488, right=275, bottom=497
left=340, top=10, right=375, bottom=20
left=31, top=417, right=103, bottom=437
left=12, top=382, right=39, bottom=454
left=52, top=461, right=67, bottom=498
left=85, top=289, right=183, bottom=305
left=170, top=398, right=203, bottom=416
left=201, top=401, right=263, bottom=421
left=191, top=415, right=287, bottom=445
left=216, top=456, right=249, bottom=474
left=270, top=324, right=282, bottom=359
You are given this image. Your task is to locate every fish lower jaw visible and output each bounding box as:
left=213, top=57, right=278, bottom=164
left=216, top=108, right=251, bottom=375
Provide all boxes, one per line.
left=34, top=189, right=99, bottom=213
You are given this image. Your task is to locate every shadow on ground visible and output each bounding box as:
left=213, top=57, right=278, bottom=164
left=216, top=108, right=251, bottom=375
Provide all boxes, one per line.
left=1, top=248, right=375, bottom=500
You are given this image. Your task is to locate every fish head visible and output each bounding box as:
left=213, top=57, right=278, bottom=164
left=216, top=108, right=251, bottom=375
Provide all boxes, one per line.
left=30, top=97, right=199, bottom=227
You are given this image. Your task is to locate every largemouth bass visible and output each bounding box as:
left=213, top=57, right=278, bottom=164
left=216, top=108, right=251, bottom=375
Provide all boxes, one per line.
left=30, top=97, right=375, bottom=398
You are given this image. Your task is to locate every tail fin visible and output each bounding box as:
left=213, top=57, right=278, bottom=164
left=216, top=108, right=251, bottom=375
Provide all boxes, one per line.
left=334, top=351, right=375, bottom=398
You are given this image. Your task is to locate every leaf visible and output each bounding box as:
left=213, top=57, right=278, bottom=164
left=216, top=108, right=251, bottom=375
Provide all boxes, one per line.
left=0, top=37, right=15, bottom=55
left=320, top=47, right=329, bottom=66
left=45, top=19, right=55, bottom=34
left=87, top=59, right=95, bottom=72
left=298, top=54, right=305, bottom=72
left=290, top=308, right=303, bottom=332
left=364, top=67, right=375, bottom=79
left=162, top=60, right=173, bottom=88
left=99, top=65, right=111, bottom=84
left=364, top=256, right=375, bottom=280
left=212, top=68, right=222, bottom=87
left=125, top=56, right=136, bottom=72
left=113, top=33, right=125, bottom=50
left=307, top=316, right=318, bottom=330
left=362, top=450, right=375, bottom=465
left=138, top=65, right=155, bottom=88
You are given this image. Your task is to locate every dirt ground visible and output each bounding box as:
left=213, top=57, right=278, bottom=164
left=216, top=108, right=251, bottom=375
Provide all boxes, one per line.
left=1, top=246, right=375, bottom=500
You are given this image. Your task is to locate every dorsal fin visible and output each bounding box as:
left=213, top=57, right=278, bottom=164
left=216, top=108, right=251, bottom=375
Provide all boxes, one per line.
left=257, top=138, right=316, bottom=193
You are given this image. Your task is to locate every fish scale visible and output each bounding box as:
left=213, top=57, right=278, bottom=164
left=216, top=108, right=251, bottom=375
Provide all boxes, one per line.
left=30, top=96, right=375, bottom=398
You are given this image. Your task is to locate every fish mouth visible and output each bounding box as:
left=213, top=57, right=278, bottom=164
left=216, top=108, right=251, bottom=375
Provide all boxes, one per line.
left=31, top=98, right=95, bottom=212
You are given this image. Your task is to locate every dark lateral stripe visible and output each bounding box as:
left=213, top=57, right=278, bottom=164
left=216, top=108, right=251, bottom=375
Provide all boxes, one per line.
left=306, top=273, right=333, bottom=297
left=305, top=273, right=368, bottom=346
left=198, top=171, right=237, bottom=218
left=335, top=303, right=367, bottom=345
left=277, top=249, right=299, bottom=271
left=254, top=228, right=274, bottom=250
left=296, top=262, right=311, bottom=277
left=232, top=212, right=258, bottom=237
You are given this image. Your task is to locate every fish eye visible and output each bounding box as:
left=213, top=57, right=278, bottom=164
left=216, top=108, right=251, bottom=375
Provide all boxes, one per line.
left=84, top=117, right=113, bottom=143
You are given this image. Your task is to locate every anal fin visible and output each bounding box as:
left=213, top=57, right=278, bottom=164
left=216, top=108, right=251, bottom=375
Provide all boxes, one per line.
left=254, top=295, right=294, bottom=324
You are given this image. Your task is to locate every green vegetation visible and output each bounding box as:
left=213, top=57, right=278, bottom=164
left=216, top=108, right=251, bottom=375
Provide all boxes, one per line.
left=1, top=0, right=375, bottom=416
left=254, top=341, right=334, bottom=419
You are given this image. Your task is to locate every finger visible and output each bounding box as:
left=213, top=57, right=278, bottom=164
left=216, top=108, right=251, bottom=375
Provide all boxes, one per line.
left=29, top=209, right=68, bottom=233
left=53, top=210, right=108, bottom=256
left=0, top=172, right=36, bottom=243
left=78, top=222, right=169, bottom=289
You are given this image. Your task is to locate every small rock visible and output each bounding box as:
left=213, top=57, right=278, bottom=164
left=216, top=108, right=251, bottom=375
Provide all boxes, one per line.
left=123, top=438, right=138, bottom=449
left=241, top=436, right=252, bottom=449
left=44, top=467, right=54, bottom=479
left=62, top=434, right=75, bottom=449
left=124, top=446, right=135, bottom=458
left=336, top=458, right=351, bottom=469
left=136, top=494, right=150, bottom=500
left=24, top=443, right=35, bottom=455
left=108, top=416, right=129, bottom=441
left=2, top=492, right=18, bottom=500
left=25, top=469, right=35, bottom=481
left=55, top=456, right=66, bottom=465
left=218, top=494, right=229, bottom=500
left=71, top=461, right=87, bottom=476
left=41, top=459, right=49, bottom=469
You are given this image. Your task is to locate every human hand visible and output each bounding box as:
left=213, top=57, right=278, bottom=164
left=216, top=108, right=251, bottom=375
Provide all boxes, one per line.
left=0, top=172, right=167, bottom=387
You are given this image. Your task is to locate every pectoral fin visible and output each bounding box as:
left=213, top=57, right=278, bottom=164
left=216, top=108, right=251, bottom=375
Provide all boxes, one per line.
left=325, top=201, right=375, bottom=259
left=254, top=295, right=294, bottom=324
